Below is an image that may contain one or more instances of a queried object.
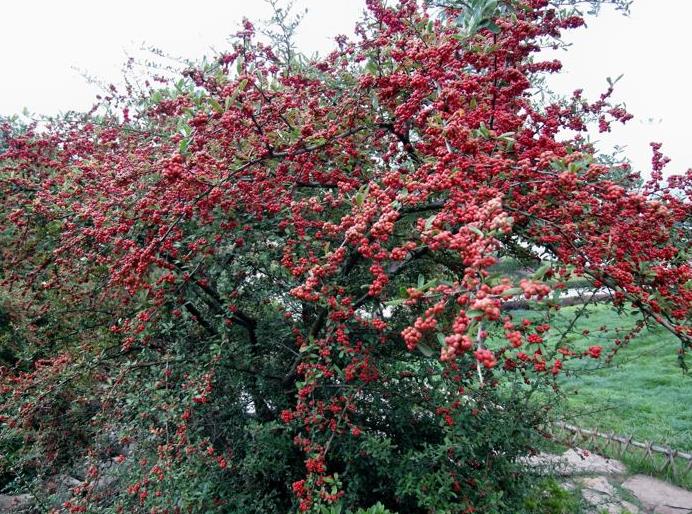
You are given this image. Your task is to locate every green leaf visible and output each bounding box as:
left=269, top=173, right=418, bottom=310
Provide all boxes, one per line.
left=178, top=121, right=191, bottom=137
left=365, top=59, right=378, bottom=74
left=532, top=263, right=551, bottom=280
left=469, top=226, right=484, bottom=237
left=606, top=74, right=624, bottom=87
left=417, top=342, right=434, bottom=357
left=478, top=122, right=490, bottom=138
left=209, top=98, right=223, bottom=113
left=501, top=287, right=523, bottom=297
left=484, top=20, right=501, bottom=34
left=421, top=279, right=438, bottom=291
left=226, top=78, right=249, bottom=107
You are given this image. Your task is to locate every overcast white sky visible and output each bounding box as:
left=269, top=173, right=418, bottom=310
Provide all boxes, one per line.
left=1, top=0, right=690, bottom=175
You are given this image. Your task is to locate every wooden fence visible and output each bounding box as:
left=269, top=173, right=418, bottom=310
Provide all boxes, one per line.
left=551, top=422, right=692, bottom=479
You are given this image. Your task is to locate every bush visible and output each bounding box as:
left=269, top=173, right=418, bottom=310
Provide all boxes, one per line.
left=0, top=0, right=689, bottom=512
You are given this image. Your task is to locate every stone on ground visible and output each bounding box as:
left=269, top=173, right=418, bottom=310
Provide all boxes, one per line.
left=578, top=476, right=639, bottom=513
left=525, top=447, right=627, bottom=475
left=622, top=475, right=692, bottom=514
left=0, top=494, right=33, bottom=512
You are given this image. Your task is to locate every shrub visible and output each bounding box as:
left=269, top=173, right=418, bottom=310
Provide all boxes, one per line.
left=0, top=0, right=689, bottom=512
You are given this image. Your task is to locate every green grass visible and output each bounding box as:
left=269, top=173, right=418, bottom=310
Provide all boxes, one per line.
left=551, top=304, right=692, bottom=452
left=522, top=478, right=586, bottom=514
left=510, top=302, right=692, bottom=489
left=510, top=303, right=691, bottom=452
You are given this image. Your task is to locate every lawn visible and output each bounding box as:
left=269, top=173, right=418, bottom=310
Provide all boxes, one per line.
left=516, top=303, right=692, bottom=451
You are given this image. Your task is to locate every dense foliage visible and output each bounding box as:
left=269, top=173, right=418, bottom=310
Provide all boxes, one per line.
left=0, top=0, right=689, bottom=512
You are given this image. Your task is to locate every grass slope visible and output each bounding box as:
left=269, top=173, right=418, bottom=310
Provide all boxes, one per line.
left=557, top=305, right=691, bottom=452
left=512, top=303, right=691, bottom=451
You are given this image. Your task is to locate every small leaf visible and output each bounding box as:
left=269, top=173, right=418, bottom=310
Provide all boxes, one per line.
left=501, top=287, right=523, bottom=297
left=226, top=78, right=249, bottom=106
left=533, top=263, right=551, bottom=280
left=421, top=279, right=438, bottom=291
left=365, top=59, right=378, bottom=74
left=209, top=98, right=223, bottom=113
left=469, top=226, right=484, bottom=237
left=478, top=122, right=490, bottom=138
left=478, top=19, right=501, bottom=34
left=424, top=214, right=436, bottom=230
left=417, top=342, right=434, bottom=357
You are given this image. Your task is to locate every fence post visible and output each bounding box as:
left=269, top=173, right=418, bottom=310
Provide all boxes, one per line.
left=550, top=422, right=691, bottom=479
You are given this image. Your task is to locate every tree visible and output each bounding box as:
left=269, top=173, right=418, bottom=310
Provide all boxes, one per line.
left=0, top=0, right=689, bottom=512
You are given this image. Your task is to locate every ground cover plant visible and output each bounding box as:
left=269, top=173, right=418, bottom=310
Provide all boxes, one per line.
left=0, top=0, right=689, bottom=512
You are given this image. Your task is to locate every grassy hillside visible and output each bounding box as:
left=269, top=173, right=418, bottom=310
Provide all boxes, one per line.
left=539, top=304, right=691, bottom=451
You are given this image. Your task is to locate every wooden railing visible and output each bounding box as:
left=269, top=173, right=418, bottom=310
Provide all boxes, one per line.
left=552, top=422, right=692, bottom=479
